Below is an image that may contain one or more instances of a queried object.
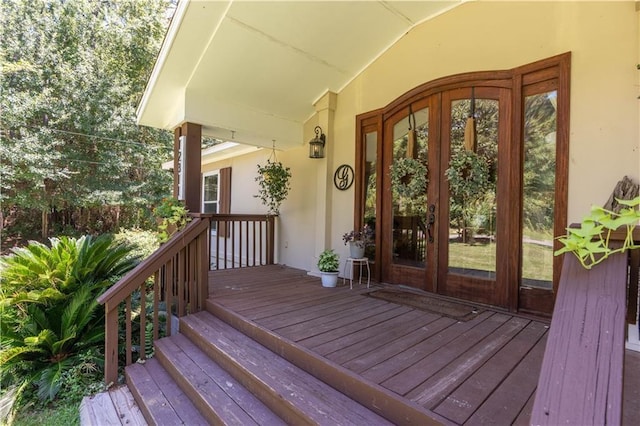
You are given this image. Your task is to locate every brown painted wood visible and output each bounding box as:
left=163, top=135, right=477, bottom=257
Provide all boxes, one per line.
left=208, top=266, right=546, bottom=423
left=432, top=320, right=547, bottom=423
left=180, top=312, right=394, bottom=425
left=207, top=298, right=451, bottom=425
left=179, top=122, right=202, bottom=213
left=125, top=361, right=195, bottom=425
left=628, top=249, right=639, bottom=325
left=200, top=265, right=640, bottom=425
left=381, top=313, right=511, bottom=395
left=141, top=358, right=209, bottom=425
left=317, top=309, right=431, bottom=359
left=466, top=333, right=547, bottom=425
left=298, top=305, right=412, bottom=349
left=407, top=316, right=532, bottom=406
left=355, top=53, right=571, bottom=315
left=155, top=335, right=280, bottom=425
left=531, top=252, right=627, bottom=425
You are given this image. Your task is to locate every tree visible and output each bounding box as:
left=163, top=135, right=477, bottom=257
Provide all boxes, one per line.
left=0, top=0, right=175, bottom=237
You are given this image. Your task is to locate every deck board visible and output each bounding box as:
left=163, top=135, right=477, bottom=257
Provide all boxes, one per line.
left=206, top=265, right=637, bottom=425
left=210, top=266, right=545, bottom=424
left=407, top=316, right=532, bottom=406
left=432, top=320, right=548, bottom=423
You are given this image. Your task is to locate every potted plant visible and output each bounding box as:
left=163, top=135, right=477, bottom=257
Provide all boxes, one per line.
left=342, top=225, right=374, bottom=259
left=317, top=249, right=340, bottom=287
left=153, top=197, right=191, bottom=243
left=255, top=159, right=292, bottom=215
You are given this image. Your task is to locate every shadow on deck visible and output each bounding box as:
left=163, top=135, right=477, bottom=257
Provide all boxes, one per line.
left=83, top=264, right=640, bottom=425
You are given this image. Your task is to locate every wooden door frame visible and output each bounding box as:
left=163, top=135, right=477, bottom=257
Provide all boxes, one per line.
left=354, top=53, right=570, bottom=314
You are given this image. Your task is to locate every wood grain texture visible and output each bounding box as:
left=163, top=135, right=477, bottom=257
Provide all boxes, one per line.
left=531, top=252, right=627, bottom=425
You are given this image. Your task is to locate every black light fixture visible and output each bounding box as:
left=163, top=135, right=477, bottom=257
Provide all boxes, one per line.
left=308, top=125, right=326, bottom=159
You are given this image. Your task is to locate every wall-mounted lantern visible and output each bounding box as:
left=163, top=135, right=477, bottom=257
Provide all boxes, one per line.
left=308, top=126, right=326, bottom=159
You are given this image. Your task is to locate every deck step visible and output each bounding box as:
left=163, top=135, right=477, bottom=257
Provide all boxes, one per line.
left=154, top=334, right=285, bottom=425
left=125, top=359, right=207, bottom=425
left=207, top=299, right=449, bottom=425
left=180, top=311, right=394, bottom=425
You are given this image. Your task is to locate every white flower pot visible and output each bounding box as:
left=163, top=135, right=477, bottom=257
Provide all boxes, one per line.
left=349, top=241, right=365, bottom=259
left=321, top=272, right=339, bottom=287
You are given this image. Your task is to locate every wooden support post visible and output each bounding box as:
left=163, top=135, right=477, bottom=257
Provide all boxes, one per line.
left=174, top=122, right=202, bottom=213
left=104, top=303, right=119, bottom=386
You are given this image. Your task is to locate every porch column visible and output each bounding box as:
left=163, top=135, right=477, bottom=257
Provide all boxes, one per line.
left=313, top=92, right=337, bottom=258
left=173, top=122, right=202, bottom=213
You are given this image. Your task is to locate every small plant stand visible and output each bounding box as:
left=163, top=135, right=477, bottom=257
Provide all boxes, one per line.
left=343, top=257, right=370, bottom=290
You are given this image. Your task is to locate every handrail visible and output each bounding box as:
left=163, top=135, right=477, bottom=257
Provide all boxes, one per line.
left=531, top=225, right=639, bottom=424
left=98, top=218, right=210, bottom=385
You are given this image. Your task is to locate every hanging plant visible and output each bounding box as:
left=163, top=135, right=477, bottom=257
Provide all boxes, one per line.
left=389, top=157, right=428, bottom=199
left=255, top=159, right=292, bottom=215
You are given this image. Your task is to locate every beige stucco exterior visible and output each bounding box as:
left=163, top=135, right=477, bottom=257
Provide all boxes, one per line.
left=200, top=1, right=639, bottom=275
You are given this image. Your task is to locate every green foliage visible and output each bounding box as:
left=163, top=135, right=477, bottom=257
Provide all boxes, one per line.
left=555, top=197, right=640, bottom=269
left=317, top=249, right=340, bottom=272
left=523, top=92, right=557, bottom=232
left=153, top=197, right=191, bottom=242
left=390, top=158, right=428, bottom=216
left=255, top=160, right=292, bottom=215
left=0, top=235, right=137, bottom=405
left=113, top=228, right=159, bottom=261
left=0, top=0, right=174, bottom=236
left=446, top=150, right=493, bottom=235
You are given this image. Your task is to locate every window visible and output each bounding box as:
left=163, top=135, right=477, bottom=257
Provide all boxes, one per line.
left=202, top=171, right=219, bottom=214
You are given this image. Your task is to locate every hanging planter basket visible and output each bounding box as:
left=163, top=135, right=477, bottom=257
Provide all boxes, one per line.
left=254, top=144, right=292, bottom=215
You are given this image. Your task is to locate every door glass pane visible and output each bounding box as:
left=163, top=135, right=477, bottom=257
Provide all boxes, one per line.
left=447, top=98, right=498, bottom=279
left=521, top=91, right=557, bottom=288
left=391, top=107, right=428, bottom=267
left=364, top=131, right=377, bottom=259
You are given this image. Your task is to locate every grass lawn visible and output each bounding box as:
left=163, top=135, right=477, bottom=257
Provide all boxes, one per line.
left=7, top=400, right=80, bottom=426
left=449, top=240, right=553, bottom=282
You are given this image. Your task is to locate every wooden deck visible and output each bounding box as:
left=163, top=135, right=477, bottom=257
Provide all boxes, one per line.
left=83, top=264, right=640, bottom=425
left=208, top=265, right=547, bottom=425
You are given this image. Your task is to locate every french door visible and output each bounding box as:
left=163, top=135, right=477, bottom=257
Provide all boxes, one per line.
left=381, top=86, right=511, bottom=308
left=356, top=55, right=569, bottom=314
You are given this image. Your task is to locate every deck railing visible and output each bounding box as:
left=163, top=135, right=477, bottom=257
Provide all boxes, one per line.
left=531, top=227, right=640, bottom=425
left=97, top=218, right=210, bottom=385
left=207, top=214, right=275, bottom=269
left=97, top=214, right=276, bottom=385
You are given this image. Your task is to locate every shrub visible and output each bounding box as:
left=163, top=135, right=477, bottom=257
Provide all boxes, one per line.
left=0, top=235, right=138, bottom=405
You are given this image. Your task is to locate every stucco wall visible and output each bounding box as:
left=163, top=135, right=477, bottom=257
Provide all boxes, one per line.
left=325, top=0, right=639, bottom=261
left=203, top=1, right=639, bottom=274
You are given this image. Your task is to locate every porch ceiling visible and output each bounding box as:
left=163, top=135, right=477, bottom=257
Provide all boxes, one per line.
left=136, top=0, right=463, bottom=151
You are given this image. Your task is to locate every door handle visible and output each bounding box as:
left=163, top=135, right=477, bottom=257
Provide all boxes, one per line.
left=427, top=204, right=435, bottom=243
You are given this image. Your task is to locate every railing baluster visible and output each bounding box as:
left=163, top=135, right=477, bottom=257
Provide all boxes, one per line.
left=165, top=258, right=173, bottom=337
left=125, top=296, right=132, bottom=366
left=198, top=233, right=208, bottom=310
left=140, top=282, right=146, bottom=360
left=98, top=216, right=273, bottom=385
left=153, top=271, right=160, bottom=341
left=178, top=248, right=185, bottom=317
